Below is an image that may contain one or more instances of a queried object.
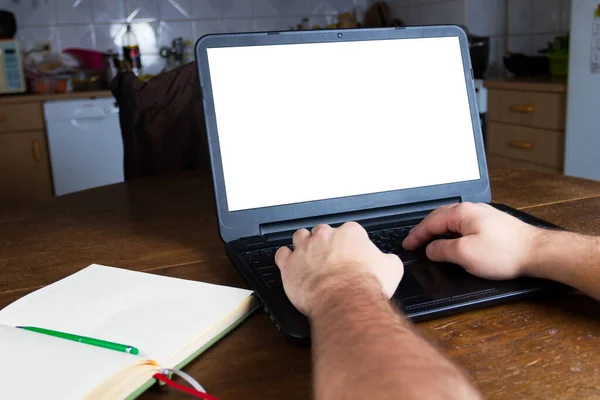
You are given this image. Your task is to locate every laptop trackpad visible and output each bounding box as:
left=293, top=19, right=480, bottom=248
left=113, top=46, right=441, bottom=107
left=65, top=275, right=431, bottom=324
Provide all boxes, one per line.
left=394, top=261, right=496, bottom=306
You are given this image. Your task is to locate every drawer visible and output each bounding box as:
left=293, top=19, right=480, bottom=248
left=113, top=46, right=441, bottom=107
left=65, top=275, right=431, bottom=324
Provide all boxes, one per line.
left=486, top=154, right=560, bottom=174
left=488, top=89, right=566, bottom=130
left=0, top=103, right=44, bottom=133
left=487, top=122, right=564, bottom=168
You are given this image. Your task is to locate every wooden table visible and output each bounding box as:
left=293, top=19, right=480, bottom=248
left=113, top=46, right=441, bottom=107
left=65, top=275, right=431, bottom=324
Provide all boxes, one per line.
left=2, top=169, right=600, bottom=399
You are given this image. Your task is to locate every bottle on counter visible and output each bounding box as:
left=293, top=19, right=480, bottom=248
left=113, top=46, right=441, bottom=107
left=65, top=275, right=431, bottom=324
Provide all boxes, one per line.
left=122, top=24, right=142, bottom=76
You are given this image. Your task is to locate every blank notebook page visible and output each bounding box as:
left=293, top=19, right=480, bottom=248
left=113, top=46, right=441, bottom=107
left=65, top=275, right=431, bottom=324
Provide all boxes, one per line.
left=0, top=324, right=151, bottom=399
left=0, top=264, right=253, bottom=366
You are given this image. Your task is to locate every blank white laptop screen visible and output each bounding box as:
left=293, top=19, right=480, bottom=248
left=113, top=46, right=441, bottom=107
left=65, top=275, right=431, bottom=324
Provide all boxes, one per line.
left=207, top=36, right=480, bottom=212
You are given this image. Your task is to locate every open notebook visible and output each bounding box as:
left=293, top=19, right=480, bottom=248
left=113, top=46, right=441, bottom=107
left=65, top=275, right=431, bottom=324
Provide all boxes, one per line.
left=0, top=264, right=257, bottom=399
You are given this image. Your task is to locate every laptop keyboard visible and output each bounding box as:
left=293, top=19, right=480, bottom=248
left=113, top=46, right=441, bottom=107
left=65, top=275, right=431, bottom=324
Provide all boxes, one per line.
left=239, top=206, right=540, bottom=289
left=240, top=225, right=422, bottom=289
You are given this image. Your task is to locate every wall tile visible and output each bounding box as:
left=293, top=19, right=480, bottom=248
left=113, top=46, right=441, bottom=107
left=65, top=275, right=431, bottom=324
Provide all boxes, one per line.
left=17, top=26, right=60, bottom=52
left=392, top=0, right=466, bottom=27
left=159, top=0, right=193, bottom=20
left=420, top=2, right=441, bottom=24
left=487, top=36, right=506, bottom=76
left=312, top=0, right=340, bottom=16
left=531, top=34, right=554, bottom=53
left=140, top=53, right=163, bottom=75
left=56, top=0, right=93, bottom=24
left=421, top=0, right=464, bottom=26
left=94, top=23, right=122, bottom=51
left=194, top=20, right=223, bottom=38
left=254, top=0, right=313, bottom=18
left=91, top=0, right=126, bottom=22
left=308, top=14, right=338, bottom=28
left=20, top=0, right=58, bottom=26
left=125, top=0, right=160, bottom=21
left=106, top=22, right=159, bottom=52
left=466, top=0, right=505, bottom=37
left=254, top=0, right=281, bottom=18
left=58, top=24, right=95, bottom=51
left=222, top=18, right=255, bottom=33
left=532, top=0, right=560, bottom=34
left=508, top=0, right=532, bottom=35
left=559, top=0, right=571, bottom=32
left=159, top=20, right=193, bottom=47
left=222, top=0, right=254, bottom=18
left=508, top=35, right=532, bottom=54
left=191, top=1, right=221, bottom=19
left=128, top=22, right=160, bottom=53
left=193, top=0, right=253, bottom=19
left=254, top=17, right=297, bottom=31
left=398, top=6, right=423, bottom=26
left=440, top=0, right=466, bottom=25
left=466, top=0, right=488, bottom=35
left=317, top=0, right=365, bottom=14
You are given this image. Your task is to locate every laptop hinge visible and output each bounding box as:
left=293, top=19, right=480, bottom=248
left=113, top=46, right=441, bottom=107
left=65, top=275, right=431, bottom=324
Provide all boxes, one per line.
left=259, top=197, right=461, bottom=242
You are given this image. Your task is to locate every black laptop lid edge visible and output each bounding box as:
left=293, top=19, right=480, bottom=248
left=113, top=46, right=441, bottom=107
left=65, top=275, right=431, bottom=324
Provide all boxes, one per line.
left=195, top=26, right=491, bottom=243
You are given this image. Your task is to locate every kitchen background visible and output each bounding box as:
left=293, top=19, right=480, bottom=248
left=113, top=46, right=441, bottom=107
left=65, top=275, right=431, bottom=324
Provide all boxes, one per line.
left=391, top=0, right=572, bottom=76
left=2, top=0, right=598, bottom=207
left=2, top=0, right=572, bottom=77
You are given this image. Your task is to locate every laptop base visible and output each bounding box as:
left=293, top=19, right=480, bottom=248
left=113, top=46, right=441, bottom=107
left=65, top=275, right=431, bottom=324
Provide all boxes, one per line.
left=227, top=203, right=567, bottom=341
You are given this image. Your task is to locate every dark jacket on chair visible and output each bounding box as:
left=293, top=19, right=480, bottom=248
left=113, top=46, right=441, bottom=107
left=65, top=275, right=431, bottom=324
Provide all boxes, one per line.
left=110, top=62, right=210, bottom=181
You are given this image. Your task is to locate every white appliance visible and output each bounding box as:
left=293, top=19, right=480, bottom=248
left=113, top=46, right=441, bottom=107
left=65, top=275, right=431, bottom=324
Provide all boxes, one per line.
left=0, top=39, right=25, bottom=93
left=564, top=1, right=600, bottom=180
left=44, top=98, right=124, bottom=196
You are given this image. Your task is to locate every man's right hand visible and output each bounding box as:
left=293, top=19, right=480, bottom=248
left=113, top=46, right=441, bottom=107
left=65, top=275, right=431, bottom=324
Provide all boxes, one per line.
left=402, top=203, right=541, bottom=280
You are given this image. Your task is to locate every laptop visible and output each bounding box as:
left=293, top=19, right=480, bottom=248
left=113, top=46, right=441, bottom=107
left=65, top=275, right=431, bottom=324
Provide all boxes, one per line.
left=195, top=25, right=562, bottom=341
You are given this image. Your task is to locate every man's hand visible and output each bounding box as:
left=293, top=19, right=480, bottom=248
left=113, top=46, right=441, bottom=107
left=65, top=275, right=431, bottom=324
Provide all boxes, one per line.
left=278, top=223, right=482, bottom=400
left=275, top=222, right=403, bottom=317
left=403, top=203, right=540, bottom=280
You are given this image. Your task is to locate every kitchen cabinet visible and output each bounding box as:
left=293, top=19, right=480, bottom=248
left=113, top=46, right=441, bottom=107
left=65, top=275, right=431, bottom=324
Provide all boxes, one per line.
left=0, top=131, right=53, bottom=203
left=0, top=91, right=112, bottom=206
left=484, top=79, right=567, bottom=174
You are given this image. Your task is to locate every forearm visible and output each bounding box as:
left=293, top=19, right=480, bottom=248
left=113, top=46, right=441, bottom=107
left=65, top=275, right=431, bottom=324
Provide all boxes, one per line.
left=525, top=229, right=600, bottom=300
left=310, top=276, right=481, bottom=400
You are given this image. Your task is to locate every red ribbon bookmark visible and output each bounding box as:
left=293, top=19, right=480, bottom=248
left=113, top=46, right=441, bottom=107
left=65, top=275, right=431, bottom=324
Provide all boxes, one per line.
left=153, top=373, right=221, bottom=400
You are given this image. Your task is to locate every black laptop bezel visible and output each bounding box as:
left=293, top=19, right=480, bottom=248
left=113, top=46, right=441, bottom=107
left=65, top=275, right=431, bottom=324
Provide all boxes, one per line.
left=195, top=25, right=491, bottom=243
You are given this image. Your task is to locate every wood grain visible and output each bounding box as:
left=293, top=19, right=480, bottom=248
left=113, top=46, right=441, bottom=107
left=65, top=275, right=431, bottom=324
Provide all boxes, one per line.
left=487, top=89, right=566, bottom=131
left=489, top=168, right=600, bottom=209
left=0, top=102, right=44, bottom=133
left=487, top=154, right=560, bottom=174
left=0, top=172, right=221, bottom=293
left=0, top=131, right=53, bottom=204
left=2, top=169, right=600, bottom=399
left=526, top=196, right=600, bottom=234
left=484, top=79, right=567, bottom=94
left=487, top=123, right=564, bottom=169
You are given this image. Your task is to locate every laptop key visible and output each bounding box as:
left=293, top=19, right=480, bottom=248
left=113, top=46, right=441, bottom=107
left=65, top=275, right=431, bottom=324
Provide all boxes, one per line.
left=398, top=249, right=426, bottom=264
left=262, top=271, right=277, bottom=280
left=265, top=277, right=283, bottom=288
left=262, top=269, right=283, bottom=288
left=256, top=264, right=278, bottom=272
left=262, top=248, right=276, bottom=259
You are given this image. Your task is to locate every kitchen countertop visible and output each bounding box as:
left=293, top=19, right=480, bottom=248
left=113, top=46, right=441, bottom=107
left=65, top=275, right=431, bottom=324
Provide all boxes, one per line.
left=484, top=77, right=567, bottom=93
left=0, top=90, right=112, bottom=105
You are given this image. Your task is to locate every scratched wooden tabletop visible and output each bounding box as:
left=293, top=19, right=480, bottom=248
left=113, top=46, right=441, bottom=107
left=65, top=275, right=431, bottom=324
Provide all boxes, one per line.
left=1, top=169, right=599, bottom=399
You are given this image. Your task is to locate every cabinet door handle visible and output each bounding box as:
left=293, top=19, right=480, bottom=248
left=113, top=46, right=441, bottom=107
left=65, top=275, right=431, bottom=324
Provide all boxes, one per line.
left=32, top=139, right=41, bottom=162
left=508, top=140, right=534, bottom=150
left=510, top=104, right=535, bottom=113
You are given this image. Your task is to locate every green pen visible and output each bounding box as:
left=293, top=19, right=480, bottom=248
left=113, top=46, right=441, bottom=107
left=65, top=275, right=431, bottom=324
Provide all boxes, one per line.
left=17, top=326, right=140, bottom=355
